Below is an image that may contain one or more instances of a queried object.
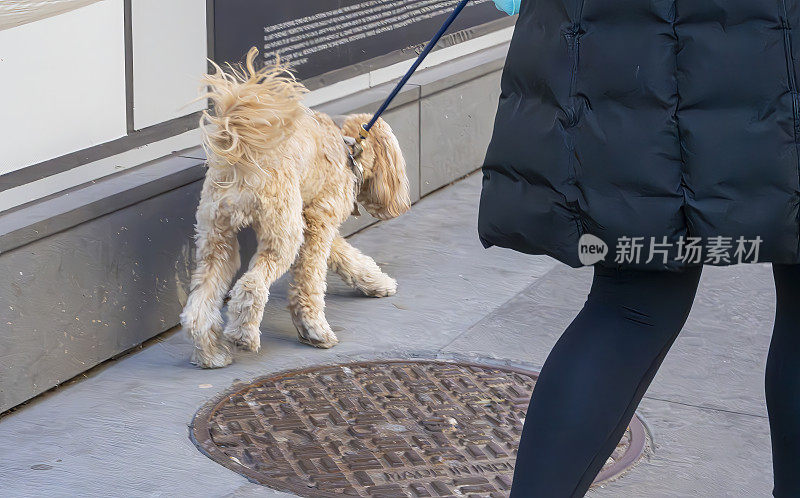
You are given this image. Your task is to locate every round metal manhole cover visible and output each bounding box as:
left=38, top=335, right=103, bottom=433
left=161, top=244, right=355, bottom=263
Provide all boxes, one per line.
left=191, top=360, right=647, bottom=496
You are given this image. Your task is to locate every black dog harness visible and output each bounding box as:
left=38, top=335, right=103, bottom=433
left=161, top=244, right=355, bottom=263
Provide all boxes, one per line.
left=331, top=115, right=365, bottom=216
left=343, top=136, right=364, bottom=216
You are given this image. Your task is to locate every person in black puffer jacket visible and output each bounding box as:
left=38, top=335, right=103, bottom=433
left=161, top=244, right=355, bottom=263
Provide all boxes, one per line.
left=481, top=1, right=800, bottom=496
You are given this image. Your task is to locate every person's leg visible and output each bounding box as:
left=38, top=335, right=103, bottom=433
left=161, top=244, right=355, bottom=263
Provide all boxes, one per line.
left=511, top=265, right=703, bottom=497
left=766, top=264, right=800, bottom=497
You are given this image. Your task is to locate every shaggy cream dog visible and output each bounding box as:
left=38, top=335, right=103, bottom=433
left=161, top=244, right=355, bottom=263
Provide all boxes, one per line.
left=180, top=48, right=410, bottom=368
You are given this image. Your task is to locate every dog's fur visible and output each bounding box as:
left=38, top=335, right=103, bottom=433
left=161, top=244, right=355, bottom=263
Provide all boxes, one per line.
left=180, top=48, right=410, bottom=368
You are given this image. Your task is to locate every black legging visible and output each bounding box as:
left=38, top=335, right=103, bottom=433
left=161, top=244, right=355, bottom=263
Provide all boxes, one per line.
left=510, top=264, right=800, bottom=497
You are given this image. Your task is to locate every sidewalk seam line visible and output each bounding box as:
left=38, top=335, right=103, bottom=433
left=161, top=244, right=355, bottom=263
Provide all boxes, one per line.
left=642, top=395, right=769, bottom=419
left=437, top=264, right=564, bottom=353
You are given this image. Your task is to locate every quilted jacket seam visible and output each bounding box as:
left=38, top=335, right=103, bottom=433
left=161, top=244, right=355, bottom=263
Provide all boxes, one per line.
left=564, top=0, right=588, bottom=239
left=671, top=2, right=691, bottom=243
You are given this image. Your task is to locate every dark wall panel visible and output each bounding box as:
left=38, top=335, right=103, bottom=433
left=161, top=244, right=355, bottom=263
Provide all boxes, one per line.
left=213, top=0, right=503, bottom=79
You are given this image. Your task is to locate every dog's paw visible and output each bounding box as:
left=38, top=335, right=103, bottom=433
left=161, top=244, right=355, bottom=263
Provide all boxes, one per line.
left=358, top=273, right=397, bottom=298
left=182, top=300, right=231, bottom=368
left=293, top=313, right=339, bottom=349
left=181, top=302, right=224, bottom=338
left=223, top=324, right=261, bottom=353
left=190, top=343, right=233, bottom=369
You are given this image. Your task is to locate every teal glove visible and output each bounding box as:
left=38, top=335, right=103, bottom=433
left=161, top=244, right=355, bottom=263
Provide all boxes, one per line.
left=493, top=0, right=521, bottom=15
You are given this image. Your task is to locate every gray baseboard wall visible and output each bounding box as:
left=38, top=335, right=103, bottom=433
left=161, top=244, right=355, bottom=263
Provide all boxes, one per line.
left=0, top=43, right=506, bottom=413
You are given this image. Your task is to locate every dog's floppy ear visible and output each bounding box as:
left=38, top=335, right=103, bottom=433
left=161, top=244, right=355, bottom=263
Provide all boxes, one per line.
left=359, top=118, right=411, bottom=220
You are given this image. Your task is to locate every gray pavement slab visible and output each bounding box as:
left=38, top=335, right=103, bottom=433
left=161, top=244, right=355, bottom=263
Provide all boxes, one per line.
left=0, top=173, right=779, bottom=497
left=444, top=255, right=777, bottom=496
left=445, top=263, right=776, bottom=417
left=593, top=399, right=772, bottom=497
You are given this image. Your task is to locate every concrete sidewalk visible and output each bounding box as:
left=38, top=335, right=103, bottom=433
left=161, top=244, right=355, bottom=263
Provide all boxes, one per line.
left=0, top=173, right=776, bottom=497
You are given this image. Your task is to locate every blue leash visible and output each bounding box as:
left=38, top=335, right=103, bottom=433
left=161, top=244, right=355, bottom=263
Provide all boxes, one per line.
left=357, top=0, right=472, bottom=143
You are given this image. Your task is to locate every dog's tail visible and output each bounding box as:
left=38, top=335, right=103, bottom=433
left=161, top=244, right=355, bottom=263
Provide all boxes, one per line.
left=199, top=47, right=307, bottom=175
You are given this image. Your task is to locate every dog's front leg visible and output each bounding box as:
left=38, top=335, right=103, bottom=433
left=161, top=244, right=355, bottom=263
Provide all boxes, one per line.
left=289, top=214, right=339, bottom=348
left=223, top=213, right=303, bottom=353
left=328, top=234, right=397, bottom=297
left=181, top=218, right=241, bottom=368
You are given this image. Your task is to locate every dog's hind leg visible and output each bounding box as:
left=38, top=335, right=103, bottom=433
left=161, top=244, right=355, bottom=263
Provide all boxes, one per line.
left=181, top=212, right=241, bottom=369
left=289, top=213, right=340, bottom=348
left=223, top=195, right=304, bottom=353
left=328, top=234, right=397, bottom=297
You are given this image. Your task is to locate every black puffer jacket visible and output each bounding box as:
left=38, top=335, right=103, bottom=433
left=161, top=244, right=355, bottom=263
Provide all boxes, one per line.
left=479, top=0, right=800, bottom=270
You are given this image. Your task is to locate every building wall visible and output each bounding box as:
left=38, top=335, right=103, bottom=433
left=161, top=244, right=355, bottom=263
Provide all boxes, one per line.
left=0, top=2, right=513, bottom=210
